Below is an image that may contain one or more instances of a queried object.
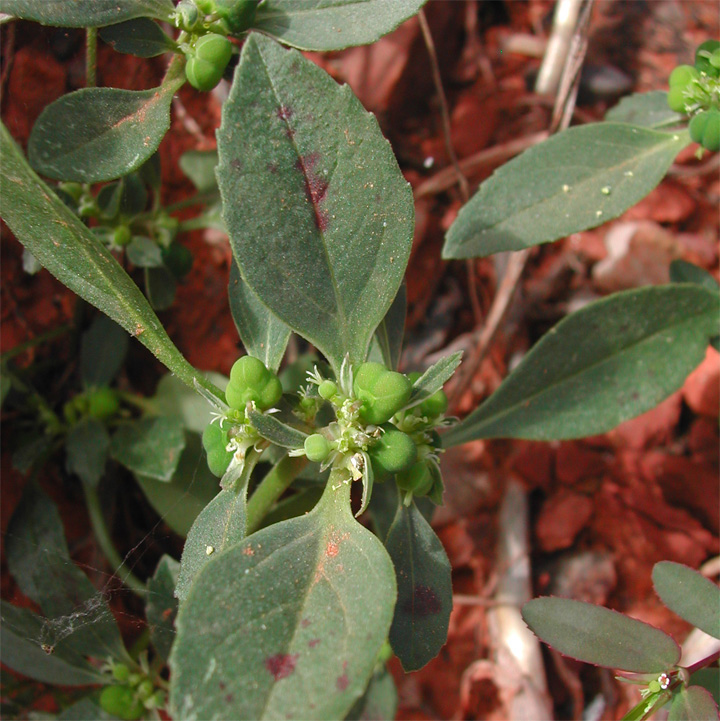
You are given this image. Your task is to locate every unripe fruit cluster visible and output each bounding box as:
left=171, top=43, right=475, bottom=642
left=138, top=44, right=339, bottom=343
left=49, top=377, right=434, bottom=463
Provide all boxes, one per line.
left=667, top=40, right=720, bottom=153
left=99, top=664, right=164, bottom=720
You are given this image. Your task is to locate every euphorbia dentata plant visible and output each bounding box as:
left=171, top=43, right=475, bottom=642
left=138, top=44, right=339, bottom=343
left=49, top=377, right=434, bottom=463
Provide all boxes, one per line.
left=0, top=1, right=718, bottom=718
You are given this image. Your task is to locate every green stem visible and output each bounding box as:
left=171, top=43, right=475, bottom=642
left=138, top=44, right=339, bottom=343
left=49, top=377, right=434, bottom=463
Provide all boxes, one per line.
left=86, top=27, right=97, bottom=88
left=245, top=455, right=307, bottom=534
left=82, top=482, right=146, bottom=595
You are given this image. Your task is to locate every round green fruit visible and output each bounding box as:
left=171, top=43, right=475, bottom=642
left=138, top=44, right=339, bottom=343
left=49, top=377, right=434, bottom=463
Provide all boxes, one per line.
left=111, top=663, right=130, bottom=683
left=668, top=64, right=699, bottom=89
left=666, top=86, right=690, bottom=114
left=695, top=40, right=720, bottom=77
left=353, top=362, right=412, bottom=425
left=87, top=387, right=120, bottom=420
left=369, top=427, right=417, bottom=480
left=318, top=379, right=338, bottom=401
left=185, top=34, right=232, bottom=91
left=396, top=461, right=434, bottom=496
left=689, top=109, right=720, bottom=152
left=304, top=433, right=332, bottom=463
left=419, top=389, right=448, bottom=418
left=136, top=679, right=155, bottom=702
left=202, top=423, right=234, bottom=477
left=99, top=686, right=145, bottom=721
left=226, top=356, right=282, bottom=410
left=113, top=225, right=132, bottom=247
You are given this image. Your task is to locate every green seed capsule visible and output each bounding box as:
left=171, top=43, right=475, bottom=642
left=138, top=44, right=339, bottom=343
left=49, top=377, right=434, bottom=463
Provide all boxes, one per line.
left=711, top=48, right=720, bottom=69
left=369, top=427, right=417, bottom=480
left=666, top=86, right=690, bottom=114
left=695, top=40, right=720, bottom=77
left=113, top=225, right=132, bottom=247
left=318, top=379, right=338, bottom=400
left=185, top=34, right=233, bottom=91
left=99, top=686, right=145, bottom=721
left=87, top=387, right=120, bottom=420
left=304, top=433, right=332, bottom=463
left=112, top=663, right=130, bottom=683
left=420, top=389, right=448, bottom=418
left=668, top=64, right=699, bottom=89
left=136, top=679, right=154, bottom=702
left=353, top=362, right=412, bottom=425
left=690, top=109, right=720, bottom=152
left=202, top=423, right=234, bottom=477
left=396, top=461, right=434, bottom=496
left=226, top=356, right=283, bottom=410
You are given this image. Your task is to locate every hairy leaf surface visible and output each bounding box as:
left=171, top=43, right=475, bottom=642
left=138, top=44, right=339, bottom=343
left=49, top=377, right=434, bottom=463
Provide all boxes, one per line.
left=170, top=474, right=396, bottom=720
left=0, top=0, right=174, bottom=26
left=218, top=34, right=413, bottom=374
left=253, top=0, right=427, bottom=51
left=443, top=124, right=689, bottom=258
left=28, top=70, right=184, bottom=182
left=443, top=285, right=719, bottom=445
left=385, top=501, right=452, bottom=670
left=522, top=597, right=680, bottom=672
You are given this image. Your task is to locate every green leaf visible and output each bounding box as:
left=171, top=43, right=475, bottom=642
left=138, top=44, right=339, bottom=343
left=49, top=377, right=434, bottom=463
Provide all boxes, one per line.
left=146, top=555, right=180, bottom=661
left=374, top=282, right=406, bottom=370
left=229, top=261, right=290, bottom=373
left=258, top=485, right=324, bottom=529
left=174, top=448, right=261, bottom=602
left=253, top=0, right=428, bottom=51
left=0, top=0, right=174, bottom=26
left=0, top=601, right=106, bottom=685
left=605, top=91, right=685, bottom=129
left=65, top=418, right=110, bottom=488
left=99, top=18, right=176, bottom=58
left=522, top=597, right=680, bottom=672
left=134, top=432, right=219, bottom=537
left=247, top=408, right=307, bottom=449
left=689, top=669, right=720, bottom=706
left=179, top=149, right=219, bottom=194
left=668, top=686, right=719, bottom=721
left=406, top=351, right=462, bottom=408
left=80, top=314, right=129, bottom=389
left=151, top=372, right=228, bottom=435
left=28, top=68, right=185, bottom=183
left=111, top=416, right=185, bottom=482
left=652, top=562, right=720, bottom=640
left=442, top=285, right=720, bottom=445
left=443, top=124, right=689, bottom=259
left=5, top=483, right=127, bottom=661
left=169, top=473, right=397, bottom=720
left=345, top=667, right=397, bottom=721
left=217, top=34, right=414, bottom=375
left=670, top=260, right=720, bottom=295
left=127, top=236, right=163, bottom=268
left=367, top=478, right=399, bottom=542
left=0, top=123, right=222, bottom=400
left=385, top=500, right=452, bottom=671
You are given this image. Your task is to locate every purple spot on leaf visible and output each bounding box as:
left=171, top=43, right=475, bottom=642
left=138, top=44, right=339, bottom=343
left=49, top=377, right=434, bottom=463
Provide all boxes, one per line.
left=336, top=673, right=349, bottom=691
left=225, top=694, right=234, bottom=704
left=404, top=584, right=442, bottom=617
left=308, top=638, right=320, bottom=648
left=294, top=153, right=329, bottom=231
left=264, top=653, right=299, bottom=681
left=277, top=105, right=294, bottom=122
left=231, top=159, right=242, bottom=172
left=301, top=618, right=311, bottom=628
